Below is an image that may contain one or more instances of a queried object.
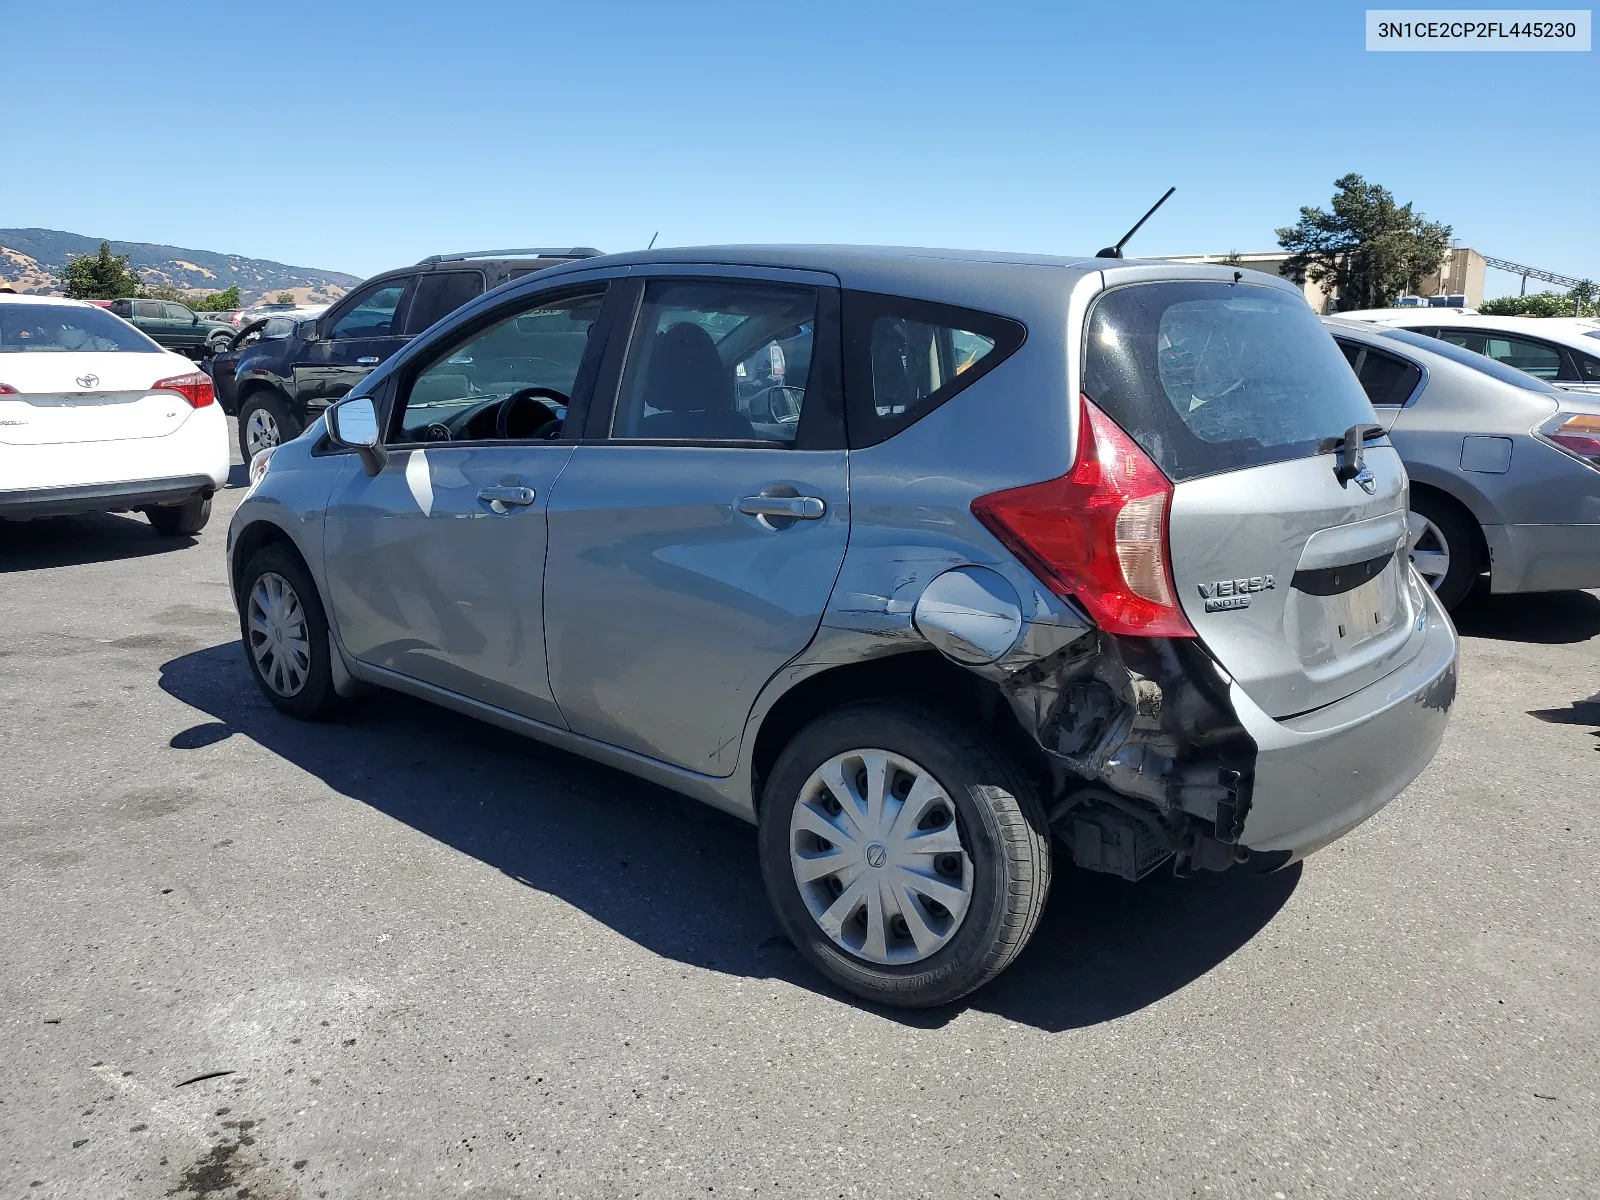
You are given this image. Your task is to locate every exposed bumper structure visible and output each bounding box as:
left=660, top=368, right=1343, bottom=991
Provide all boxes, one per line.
left=1230, top=582, right=1457, bottom=857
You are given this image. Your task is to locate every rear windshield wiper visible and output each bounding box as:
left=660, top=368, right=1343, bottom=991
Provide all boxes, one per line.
left=1316, top=424, right=1388, bottom=455
left=1319, top=422, right=1387, bottom=484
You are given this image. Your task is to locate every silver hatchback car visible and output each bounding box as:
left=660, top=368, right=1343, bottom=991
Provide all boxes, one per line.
left=229, top=249, right=1457, bottom=1007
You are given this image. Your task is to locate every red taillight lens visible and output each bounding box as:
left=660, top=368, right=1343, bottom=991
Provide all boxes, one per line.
left=0, top=383, right=18, bottom=395
left=151, top=370, right=214, bottom=408
left=971, top=394, right=1196, bottom=638
left=1540, top=412, right=1600, bottom=469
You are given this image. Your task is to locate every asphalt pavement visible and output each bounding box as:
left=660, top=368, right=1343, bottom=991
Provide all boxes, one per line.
left=3, top=434, right=1598, bottom=1198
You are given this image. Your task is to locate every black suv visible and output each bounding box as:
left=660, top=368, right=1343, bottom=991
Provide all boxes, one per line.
left=213, top=247, right=600, bottom=460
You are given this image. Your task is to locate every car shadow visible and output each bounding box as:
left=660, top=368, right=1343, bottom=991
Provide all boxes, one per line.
left=0, top=512, right=197, bottom=572
left=1451, top=584, right=1600, bottom=644
left=1528, top=692, right=1600, bottom=750
left=159, top=641, right=1299, bottom=1033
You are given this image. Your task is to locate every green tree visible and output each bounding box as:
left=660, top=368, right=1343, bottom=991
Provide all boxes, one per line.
left=1219, top=250, right=1246, bottom=267
left=275, top=292, right=295, bottom=305
left=144, top=284, right=187, bottom=303
left=190, top=286, right=241, bottom=312
left=59, top=241, right=144, bottom=300
left=1277, top=174, right=1452, bottom=312
left=1480, top=287, right=1598, bottom=318
left=1571, top=279, right=1598, bottom=317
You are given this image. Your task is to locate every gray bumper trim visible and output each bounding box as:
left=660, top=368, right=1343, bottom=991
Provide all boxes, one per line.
left=0, top=475, right=216, bottom=519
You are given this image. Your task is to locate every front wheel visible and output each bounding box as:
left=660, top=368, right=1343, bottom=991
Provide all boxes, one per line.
left=238, top=390, right=302, bottom=462
left=237, top=544, right=342, bottom=720
left=758, top=701, right=1052, bottom=1008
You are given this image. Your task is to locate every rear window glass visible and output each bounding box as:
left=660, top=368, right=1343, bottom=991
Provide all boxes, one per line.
left=842, top=291, right=1024, bottom=448
left=0, top=303, right=162, bottom=353
left=1082, top=282, right=1376, bottom=481
left=1378, top=327, right=1561, bottom=393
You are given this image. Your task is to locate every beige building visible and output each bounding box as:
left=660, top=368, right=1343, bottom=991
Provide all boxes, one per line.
left=1165, top=247, right=1486, bottom=313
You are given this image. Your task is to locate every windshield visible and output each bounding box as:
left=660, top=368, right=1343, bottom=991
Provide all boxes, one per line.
left=1084, top=281, right=1377, bottom=481
left=0, top=302, right=163, bottom=353
left=1378, top=327, right=1561, bottom=393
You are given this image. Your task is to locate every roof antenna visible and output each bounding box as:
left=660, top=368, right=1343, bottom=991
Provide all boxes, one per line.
left=1096, top=186, right=1176, bottom=259
left=646, top=231, right=659, bottom=250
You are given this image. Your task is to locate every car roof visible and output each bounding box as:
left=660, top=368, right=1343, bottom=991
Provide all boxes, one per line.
left=1338, top=309, right=1600, bottom=352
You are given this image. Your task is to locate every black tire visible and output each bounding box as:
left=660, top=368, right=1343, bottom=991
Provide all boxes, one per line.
left=758, top=701, right=1052, bottom=1008
left=1409, top=491, right=1482, bottom=611
left=237, top=543, right=342, bottom=720
left=145, top=495, right=211, bottom=536
left=237, top=389, right=302, bottom=463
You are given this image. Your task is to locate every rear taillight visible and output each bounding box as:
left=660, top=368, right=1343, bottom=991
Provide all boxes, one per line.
left=151, top=371, right=214, bottom=408
left=0, top=383, right=17, bottom=395
left=1538, top=412, right=1600, bottom=471
left=971, top=394, right=1196, bottom=638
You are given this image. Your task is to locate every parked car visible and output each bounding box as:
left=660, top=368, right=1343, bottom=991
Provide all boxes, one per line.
left=217, top=248, right=601, bottom=462
left=230, top=303, right=325, bottom=329
left=107, top=297, right=236, bottom=361
left=1338, top=310, right=1600, bottom=393
left=228, top=248, right=1457, bottom=1007
left=0, top=295, right=227, bottom=534
left=1324, top=318, right=1600, bottom=609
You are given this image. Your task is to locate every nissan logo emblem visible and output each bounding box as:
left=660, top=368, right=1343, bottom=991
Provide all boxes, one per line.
left=76, top=374, right=100, bottom=389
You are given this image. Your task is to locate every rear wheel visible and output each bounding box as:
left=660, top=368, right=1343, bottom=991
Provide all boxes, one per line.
left=238, top=543, right=341, bottom=719
left=758, top=701, right=1051, bottom=1008
left=238, top=390, right=301, bottom=462
left=1407, top=492, right=1481, bottom=610
left=145, top=495, right=211, bottom=537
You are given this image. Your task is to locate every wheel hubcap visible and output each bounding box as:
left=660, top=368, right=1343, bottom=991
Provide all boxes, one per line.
left=247, top=572, right=311, bottom=697
left=245, top=408, right=281, bottom=455
left=789, top=749, right=973, bottom=965
left=1407, top=511, right=1451, bottom=591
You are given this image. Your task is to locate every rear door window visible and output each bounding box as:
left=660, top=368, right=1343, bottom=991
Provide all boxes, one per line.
left=1083, top=281, right=1376, bottom=481
left=1436, top=328, right=1566, bottom=380
left=1334, top=339, right=1423, bottom=407
left=403, top=271, right=484, bottom=335
left=611, top=278, right=819, bottom=445
left=841, top=291, right=1024, bottom=448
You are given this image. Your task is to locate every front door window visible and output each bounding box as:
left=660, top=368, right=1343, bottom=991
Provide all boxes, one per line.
left=328, top=283, right=409, bottom=340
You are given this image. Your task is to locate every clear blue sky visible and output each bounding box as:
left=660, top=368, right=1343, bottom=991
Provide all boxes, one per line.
left=5, top=0, right=1596, bottom=296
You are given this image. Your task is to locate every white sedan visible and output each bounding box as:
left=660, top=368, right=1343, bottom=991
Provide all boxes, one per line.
left=0, top=294, right=229, bottom=535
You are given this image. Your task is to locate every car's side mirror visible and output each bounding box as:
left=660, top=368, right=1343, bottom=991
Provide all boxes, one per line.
left=326, top=395, right=388, bottom=476
left=295, top=319, right=319, bottom=341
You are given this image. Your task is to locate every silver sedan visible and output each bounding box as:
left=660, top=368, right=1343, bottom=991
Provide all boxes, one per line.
left=1326, top=318, right=1600, bottom=608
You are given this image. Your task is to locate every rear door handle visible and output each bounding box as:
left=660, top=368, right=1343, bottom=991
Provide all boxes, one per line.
left=737, top=495, right=826, bottom=520
left=356, top=356, right=380, bottom=365
left=478, top=485, right=537, bottom=512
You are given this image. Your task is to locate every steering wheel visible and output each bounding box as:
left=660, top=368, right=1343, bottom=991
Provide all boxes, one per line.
left=494, top=386, right=570, bottom=440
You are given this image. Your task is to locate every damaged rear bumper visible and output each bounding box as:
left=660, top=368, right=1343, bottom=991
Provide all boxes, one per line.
left=1230, top=583, right=1457, bottom=859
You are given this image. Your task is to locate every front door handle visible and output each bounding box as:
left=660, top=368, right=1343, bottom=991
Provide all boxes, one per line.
left=478, top=485, right=536, bottom=513
left=737, top=495, right=826, bottom=520
left=356, top=356, right=380, bottom=365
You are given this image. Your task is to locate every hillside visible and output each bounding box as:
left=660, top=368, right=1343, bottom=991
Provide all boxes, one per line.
left=0, top=228, right=361, bottom=305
